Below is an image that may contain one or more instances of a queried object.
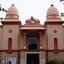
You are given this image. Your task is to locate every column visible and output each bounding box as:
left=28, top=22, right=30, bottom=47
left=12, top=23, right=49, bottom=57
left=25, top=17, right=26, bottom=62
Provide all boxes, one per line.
left=23, top=32, right=27, bottom=49
left=39, top=32, right=42, bottom=49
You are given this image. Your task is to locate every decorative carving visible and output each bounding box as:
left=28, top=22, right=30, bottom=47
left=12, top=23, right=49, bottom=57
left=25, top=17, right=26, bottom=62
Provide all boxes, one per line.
left=54, top=30, right=57, bottom=33
left=9, top=30, right=12, bottom=33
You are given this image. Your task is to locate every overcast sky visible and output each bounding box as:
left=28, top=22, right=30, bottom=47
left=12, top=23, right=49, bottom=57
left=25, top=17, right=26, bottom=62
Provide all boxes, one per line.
left=0, top=0, right=64, bottom=25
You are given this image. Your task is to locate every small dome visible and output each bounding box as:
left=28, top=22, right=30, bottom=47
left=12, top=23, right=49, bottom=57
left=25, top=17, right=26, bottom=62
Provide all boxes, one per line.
left=6, top=4, right=19, bottom=19
left=46, top=4, right=61, bottom=21
left=47, top=4, right=59, bottom=16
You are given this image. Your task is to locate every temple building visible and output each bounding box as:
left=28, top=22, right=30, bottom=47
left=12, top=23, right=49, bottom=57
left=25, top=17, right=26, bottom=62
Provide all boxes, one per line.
left=0, top=4, right=64, bottom=64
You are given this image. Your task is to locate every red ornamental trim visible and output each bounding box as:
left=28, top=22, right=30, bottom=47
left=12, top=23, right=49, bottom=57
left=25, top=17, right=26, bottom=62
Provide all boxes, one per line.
left=6, top=14, right=19, bottom=17
left=1, top=21, right=21, bottom=25
left=0, top=49, right=64, bottom=52
left=47, top=18, right=61, bottom=19
left=5, top=18, right=19, bottom=19
left=0, top=25, right=3, bottom=28
left=47, top=14, right=59, bottom=17
left=44, top=21, right=63, bottom=25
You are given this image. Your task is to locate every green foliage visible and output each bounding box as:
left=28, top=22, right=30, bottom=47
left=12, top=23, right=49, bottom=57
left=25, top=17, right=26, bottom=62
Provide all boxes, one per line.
left=0, top=18, right=3, bottom=20
left=61, top=61, right=64, bottom=64
left=60, top=0, right=64, bottom=5
left=61, top=13, right=64, bottom=17
left=0, top=4, right=7, bottom=12
left=59, top=60, right=64, bottom=64
left=46, top=60, right=64, bottom=64
left=0, top=4, right=7, bottom=20
left=46, top=60, right=54, bottom=64
left=60, top=0, right=64, bottom=2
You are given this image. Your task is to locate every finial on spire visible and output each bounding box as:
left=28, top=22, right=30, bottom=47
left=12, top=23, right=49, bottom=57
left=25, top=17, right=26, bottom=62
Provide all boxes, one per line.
left=51, top=4, right=54, bottom=6
left=31, top=16, right=33, bottom=19
left=12, top=4, right=14, bottom=6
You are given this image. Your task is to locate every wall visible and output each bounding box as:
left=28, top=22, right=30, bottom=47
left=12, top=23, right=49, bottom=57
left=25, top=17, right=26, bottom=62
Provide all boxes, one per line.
left=2, top=25, right=19, bottom=50
left=48, top=52, right=64, bottom=61
left=18, top=32, right=24, bottom=49
left=1, top=52, right=18, bottom=64
left=42, top=31, right=48, bottom=50
left=47, top=25, right=64, bottom=50
left=0, top=27, right=3, bottom=50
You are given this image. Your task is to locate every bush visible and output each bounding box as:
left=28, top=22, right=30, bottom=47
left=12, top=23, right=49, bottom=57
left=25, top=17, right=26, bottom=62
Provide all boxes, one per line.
left=47, top=60, right=54, bottom=64
left=60, top=60, right=64, bottom=64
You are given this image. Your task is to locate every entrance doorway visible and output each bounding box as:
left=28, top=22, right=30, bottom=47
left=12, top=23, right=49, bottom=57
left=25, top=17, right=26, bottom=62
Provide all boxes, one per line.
left=28, top=35, right=38, bottom=50
left=27, top=54, right=39, bottom=64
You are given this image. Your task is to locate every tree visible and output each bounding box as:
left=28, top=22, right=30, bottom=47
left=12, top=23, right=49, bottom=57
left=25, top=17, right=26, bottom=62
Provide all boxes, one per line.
left=60, top=0, right=64, bottom=18
left=0, top=4, right=7, bottom=20
left=60, top=0, right=64, bottom=2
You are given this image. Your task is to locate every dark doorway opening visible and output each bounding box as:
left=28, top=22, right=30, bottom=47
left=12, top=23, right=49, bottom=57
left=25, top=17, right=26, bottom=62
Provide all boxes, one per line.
left=27, top=54, right=39, bottom=64
left=9, top=61, right=11, bottom=64
left=28, top=36, right=38, bottom=50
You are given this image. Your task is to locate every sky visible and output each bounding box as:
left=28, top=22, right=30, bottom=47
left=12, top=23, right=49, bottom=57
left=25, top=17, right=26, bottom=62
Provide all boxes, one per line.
left=0, top=0, right=64, bottom=25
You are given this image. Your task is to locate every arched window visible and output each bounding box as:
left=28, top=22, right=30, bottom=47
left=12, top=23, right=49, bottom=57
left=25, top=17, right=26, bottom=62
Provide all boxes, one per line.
left=54, top=38, right=58, bottom=51
left=8, top=38, right=12, bottom=50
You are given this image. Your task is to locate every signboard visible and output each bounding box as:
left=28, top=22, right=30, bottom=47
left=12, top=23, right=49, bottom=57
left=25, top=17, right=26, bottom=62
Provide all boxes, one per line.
left=41, top=59, right=46, bottom=64
left=6, top=58, right=16, bottom=64
left=2, top=59, right=5, bottom=64
left=20, top=59, right=25, bottom=64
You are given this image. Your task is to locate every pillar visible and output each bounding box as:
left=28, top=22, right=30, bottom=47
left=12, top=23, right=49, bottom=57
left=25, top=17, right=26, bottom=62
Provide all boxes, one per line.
left=23, top=32, right=27, bottom=49
left=39, top=32, right=42, bottom=49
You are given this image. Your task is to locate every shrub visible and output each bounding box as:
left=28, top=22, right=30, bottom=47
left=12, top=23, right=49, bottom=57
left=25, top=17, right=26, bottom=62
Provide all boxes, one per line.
left=47, top=60, right=54, bottom=64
